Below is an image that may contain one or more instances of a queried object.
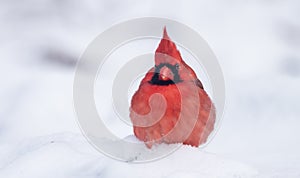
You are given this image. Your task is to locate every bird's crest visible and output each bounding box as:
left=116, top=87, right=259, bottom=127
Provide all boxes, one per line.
left=155, top=27, right=183, bottom=65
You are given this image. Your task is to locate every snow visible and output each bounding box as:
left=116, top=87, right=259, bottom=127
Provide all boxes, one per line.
left=0, top=133, right=258, bottom=178
left=103, top=144, right=258, bottom=178
left=1, top=0, right=300, bottom=177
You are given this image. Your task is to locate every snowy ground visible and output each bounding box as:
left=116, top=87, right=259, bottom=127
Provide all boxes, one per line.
left=1, top=0, right=300, bottom=177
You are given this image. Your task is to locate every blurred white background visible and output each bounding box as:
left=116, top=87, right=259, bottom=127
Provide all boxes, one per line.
left=1, top=0, right=300, bottom=177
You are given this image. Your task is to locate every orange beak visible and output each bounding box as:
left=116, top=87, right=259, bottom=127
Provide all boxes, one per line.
left=159, top=66, right=174, bottom=81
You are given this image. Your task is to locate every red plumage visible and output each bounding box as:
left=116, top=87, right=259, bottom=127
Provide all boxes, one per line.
left=130, top=28, right=216, bottom=148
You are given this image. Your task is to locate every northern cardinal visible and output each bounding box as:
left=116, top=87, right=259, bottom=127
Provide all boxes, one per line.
left=130, top=27, right=216, bottom=148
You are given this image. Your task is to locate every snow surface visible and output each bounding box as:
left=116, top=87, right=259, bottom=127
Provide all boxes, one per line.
left=1, top=0, right=300, bottom=177
left=0, top=133, right=258, bottom=178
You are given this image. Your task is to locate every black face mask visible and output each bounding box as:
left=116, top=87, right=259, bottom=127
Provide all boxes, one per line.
left=149, top=63, right=182, bottom=86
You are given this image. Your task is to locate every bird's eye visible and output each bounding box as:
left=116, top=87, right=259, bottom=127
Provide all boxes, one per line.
left=175, top=64, right=180, bottom=70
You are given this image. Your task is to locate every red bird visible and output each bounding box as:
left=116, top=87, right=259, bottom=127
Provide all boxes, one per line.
left=130, top=28, right=216, bottom=148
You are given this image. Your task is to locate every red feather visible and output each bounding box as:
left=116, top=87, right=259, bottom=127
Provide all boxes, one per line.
left=130, top=28, right=216, bottom=148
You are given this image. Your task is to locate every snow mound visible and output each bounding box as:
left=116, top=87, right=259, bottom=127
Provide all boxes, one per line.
left=0, top=133, right=258, bottom=178
left=103, top=144, right=258, bottom=178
